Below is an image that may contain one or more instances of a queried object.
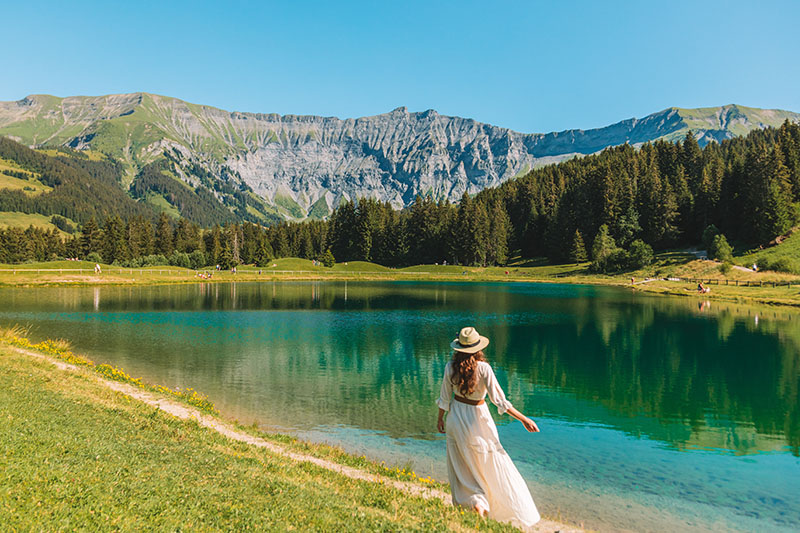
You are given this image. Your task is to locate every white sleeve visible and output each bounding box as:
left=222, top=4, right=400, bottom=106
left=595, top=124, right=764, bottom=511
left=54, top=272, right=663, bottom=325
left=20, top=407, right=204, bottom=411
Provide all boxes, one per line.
left=436, top=363, right=453, bottom=412
left=483, top=363, right=513, bottom=415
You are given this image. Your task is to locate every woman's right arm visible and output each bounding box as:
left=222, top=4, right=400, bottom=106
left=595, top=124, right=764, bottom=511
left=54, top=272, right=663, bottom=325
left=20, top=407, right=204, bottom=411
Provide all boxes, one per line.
left=436, top=364, right=452, bottom=432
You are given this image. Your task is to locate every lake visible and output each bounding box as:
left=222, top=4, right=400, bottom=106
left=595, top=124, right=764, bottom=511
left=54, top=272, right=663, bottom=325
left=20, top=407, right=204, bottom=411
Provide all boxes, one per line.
left=2, top=281, right=798, bottom=532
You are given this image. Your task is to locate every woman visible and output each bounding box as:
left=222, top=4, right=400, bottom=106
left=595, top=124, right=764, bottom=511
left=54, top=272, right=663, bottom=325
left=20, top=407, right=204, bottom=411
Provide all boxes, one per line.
left=437, top=326, right=541, bottom=529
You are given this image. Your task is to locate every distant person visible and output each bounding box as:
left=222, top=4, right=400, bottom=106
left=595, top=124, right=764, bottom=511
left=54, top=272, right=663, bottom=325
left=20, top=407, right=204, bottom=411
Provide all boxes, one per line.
left=698, top=282, right=710, bottom=294
left=94, top=263, right=101, bottom=274
left=437, top=327, right=541, bottom=528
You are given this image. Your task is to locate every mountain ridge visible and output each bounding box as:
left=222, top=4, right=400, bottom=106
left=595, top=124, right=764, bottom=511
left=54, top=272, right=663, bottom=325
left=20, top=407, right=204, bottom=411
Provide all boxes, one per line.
left=1, top=93, right=798, bottom=222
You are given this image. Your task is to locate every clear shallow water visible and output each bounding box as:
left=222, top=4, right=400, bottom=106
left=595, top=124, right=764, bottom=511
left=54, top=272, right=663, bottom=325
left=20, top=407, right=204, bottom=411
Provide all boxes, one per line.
left=2, top=281, right=799, bottom=532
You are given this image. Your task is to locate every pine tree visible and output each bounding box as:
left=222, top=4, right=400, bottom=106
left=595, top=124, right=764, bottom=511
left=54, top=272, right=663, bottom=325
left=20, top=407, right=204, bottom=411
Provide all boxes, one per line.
left=708, top=234, right=733, bottom=262
left=206, top=225, right=223, bottom=265
left=320, top=248, right=335, bottom=268
left=272, top=225, right=290, bottom=258
left=102, top=216, right=128, bottom=264
left=218, top=242, right=235, bottom=270
left=591, top=224, right=616, bottom=272
left=45, top=228, right=64, bottom=260
left=155, top=212, right=174, bottom=256
left=80, top=217, right=103, bottom=258
left=569, top=229, right=588, bottom=263
left=254, top=235, right=274, bottom=267
left=487, top=202, right=510, bottom=266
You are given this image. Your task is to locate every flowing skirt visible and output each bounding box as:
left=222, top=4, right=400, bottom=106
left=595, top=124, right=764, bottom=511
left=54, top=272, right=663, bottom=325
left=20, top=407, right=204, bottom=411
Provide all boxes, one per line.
left=446, top=401, right=540, bottom=529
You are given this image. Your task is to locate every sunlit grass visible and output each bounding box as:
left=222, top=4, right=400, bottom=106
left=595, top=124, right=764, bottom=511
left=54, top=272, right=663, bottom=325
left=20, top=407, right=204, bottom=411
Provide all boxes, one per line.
left=0, top=340, right=518, bottom=532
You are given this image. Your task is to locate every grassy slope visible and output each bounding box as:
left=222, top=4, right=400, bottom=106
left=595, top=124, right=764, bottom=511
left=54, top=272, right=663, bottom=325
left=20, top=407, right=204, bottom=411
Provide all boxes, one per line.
left=0, top=156, right=51, bottom=195
left=676, top=105, right=800, bottom=137
left=0, top=212, right=74, bottom=236
left=0, top=173, right=52, bottom=195
left=738, top=231, right=800, bottom=269
left=0, top=342, right=516, bottom=532
left=143, top=192, right=181, bottom=219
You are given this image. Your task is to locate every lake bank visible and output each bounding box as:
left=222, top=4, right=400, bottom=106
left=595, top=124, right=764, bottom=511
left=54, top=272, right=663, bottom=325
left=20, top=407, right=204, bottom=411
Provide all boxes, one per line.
left=0, top=334, right=583, bottom=532
left=2, top=258, right=800, bottom=309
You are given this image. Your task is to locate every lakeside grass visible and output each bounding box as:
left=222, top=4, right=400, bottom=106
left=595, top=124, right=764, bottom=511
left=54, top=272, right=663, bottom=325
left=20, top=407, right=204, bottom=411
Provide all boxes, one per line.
left=2, top=253, right=800, bottom=307
left=0, top=338, right=522, bottom=532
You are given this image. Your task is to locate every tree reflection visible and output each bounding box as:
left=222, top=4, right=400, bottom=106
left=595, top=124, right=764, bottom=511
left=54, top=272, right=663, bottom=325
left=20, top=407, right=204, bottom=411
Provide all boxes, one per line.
left=1, top=282, right=797, bottom=455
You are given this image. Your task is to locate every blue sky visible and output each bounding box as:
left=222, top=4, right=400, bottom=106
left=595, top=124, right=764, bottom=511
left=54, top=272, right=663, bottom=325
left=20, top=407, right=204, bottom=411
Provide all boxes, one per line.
left=3, top=0, right=799, bottom=132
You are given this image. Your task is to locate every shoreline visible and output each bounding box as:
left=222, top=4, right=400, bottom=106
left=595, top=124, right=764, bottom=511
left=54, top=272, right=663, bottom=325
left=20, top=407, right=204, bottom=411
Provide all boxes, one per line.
left=1, top=334, right=586, bottom=533
left=2, top=264, right=800, bottom=310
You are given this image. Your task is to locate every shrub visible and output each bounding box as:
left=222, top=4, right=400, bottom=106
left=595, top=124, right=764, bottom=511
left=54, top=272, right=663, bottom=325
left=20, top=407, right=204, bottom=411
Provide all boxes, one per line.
left=709, top=234, right=733, bottom=262
left=139, top=254, right=169, bottom=267
left=320, top=249, right=335, bottom=268
left=605, top=249, right=629, bottom=272
left=590, top=225, right=617, bottom=273
left=628, top=239, right=654, bottom=269
left=86, top=252, right=102, bottom=263
left=189, top=250, right=207, bottom=269
left=757, top=256, right=800, bottom=275
left=168, top=251, right=191, bottom=268
left=719, top=261, right=732, bottom=274
left=701, top=224, right=720, bottom=252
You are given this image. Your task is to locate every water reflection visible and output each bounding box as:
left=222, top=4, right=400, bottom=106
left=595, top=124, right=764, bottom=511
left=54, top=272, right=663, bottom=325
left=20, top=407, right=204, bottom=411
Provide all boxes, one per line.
left=2, top=281, right=798, bottom=457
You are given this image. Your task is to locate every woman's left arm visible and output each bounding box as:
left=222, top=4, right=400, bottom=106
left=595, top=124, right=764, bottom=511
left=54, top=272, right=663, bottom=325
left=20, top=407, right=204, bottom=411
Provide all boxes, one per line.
left=505, top=405, right=540, bottom=433
left=484, top=363, right=540, bottom=433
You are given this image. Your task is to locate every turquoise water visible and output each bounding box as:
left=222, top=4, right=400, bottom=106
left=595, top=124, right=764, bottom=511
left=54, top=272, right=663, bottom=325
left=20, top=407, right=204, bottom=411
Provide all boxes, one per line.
left=2, top=281, right=798, bottom=532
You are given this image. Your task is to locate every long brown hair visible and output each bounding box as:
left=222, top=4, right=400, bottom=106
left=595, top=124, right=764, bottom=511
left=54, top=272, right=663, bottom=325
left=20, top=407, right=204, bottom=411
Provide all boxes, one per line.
left=451, top=350, right=485, bottom=396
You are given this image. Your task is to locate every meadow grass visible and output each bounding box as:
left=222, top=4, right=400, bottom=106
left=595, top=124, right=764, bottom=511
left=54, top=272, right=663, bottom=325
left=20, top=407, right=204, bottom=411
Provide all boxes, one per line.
left=737, top=231, right=800, bottom=270
left=0, top=173, right=52, bottom=195
left=0, top=212, right=73, bottom=236
left=0, top=339, right=518, bottom=532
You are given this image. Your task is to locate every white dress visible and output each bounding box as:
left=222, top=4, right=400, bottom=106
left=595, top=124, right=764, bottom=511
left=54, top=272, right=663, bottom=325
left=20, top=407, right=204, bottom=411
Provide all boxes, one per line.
left=437, top=361, right=540, bottom=529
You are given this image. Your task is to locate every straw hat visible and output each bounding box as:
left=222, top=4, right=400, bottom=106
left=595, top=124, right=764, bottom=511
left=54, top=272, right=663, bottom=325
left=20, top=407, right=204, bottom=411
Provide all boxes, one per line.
left=450, top=326, right=489, bottom=354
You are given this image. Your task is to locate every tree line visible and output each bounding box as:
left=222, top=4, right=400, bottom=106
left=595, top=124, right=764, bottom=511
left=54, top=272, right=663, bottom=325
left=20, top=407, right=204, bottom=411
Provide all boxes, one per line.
left=1, top=121, right=799, bottom=269
left=0, top=211, right=330, bottom=269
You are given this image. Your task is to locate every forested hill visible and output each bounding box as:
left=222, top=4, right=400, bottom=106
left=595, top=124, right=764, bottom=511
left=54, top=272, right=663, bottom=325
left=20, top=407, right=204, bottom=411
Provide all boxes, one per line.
left=324, top=121, right=800, bottom=268
left=0, top=93, right=797, bottom=222
left=0, top=138, right=155, bottom=225
left=3, top=122, right=799, bottom=273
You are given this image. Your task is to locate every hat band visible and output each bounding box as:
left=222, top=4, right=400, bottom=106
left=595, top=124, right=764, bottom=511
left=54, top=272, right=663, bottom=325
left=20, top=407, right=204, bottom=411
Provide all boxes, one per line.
left=458, top=339, right=481, bottom=348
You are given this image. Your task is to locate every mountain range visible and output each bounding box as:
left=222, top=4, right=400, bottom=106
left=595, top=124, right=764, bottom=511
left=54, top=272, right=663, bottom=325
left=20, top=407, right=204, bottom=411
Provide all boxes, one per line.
left=1, top=93, right=798, bottom=223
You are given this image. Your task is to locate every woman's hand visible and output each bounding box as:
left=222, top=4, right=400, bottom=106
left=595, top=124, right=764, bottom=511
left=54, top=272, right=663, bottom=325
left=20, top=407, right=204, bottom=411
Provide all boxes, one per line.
left=437, top=416, right=446, bottom=433
left=521, top=417, right=540, bottom=433
left=506, top=406, right=540, bottom=433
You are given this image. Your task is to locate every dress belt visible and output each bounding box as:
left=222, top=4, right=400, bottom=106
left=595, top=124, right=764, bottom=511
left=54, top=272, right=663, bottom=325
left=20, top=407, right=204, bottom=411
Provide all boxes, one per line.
left=454, top=395, right=485, bottom=406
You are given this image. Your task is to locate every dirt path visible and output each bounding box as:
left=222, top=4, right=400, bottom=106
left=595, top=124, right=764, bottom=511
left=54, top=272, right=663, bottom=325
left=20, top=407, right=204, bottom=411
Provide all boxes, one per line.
left=11, top=345, right=583, bottom=533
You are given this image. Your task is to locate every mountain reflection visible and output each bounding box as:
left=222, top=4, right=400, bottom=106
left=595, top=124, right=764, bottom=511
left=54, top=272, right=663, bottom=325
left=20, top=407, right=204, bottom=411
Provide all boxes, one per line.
left=1, top=281, right=798, bottom=456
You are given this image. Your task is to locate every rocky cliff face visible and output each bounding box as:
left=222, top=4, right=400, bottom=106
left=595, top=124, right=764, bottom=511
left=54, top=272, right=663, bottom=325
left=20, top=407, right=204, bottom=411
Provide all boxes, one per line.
left=1, top=93, right=797, bottom=220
